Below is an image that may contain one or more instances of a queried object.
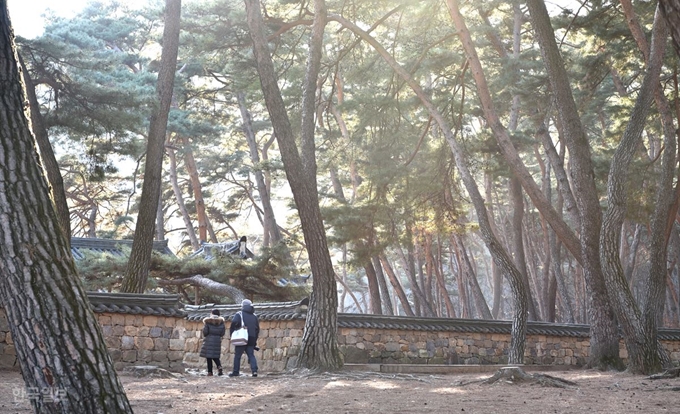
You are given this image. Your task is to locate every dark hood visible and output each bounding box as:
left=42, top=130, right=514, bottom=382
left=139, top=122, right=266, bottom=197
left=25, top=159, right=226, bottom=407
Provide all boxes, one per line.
left=242, top=303, right=255, bottom=314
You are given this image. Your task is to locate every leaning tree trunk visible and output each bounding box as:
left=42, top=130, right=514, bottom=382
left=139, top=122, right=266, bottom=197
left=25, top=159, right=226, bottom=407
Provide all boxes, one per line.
left=18, top=54, right=71, bottom=246
left=330, top=13, right=528, bottom=363
left=0, top=4, right=132, bottom=412
left=122, top=0, right=181, bottom=293
left=245, top=0, right=342, bottom=371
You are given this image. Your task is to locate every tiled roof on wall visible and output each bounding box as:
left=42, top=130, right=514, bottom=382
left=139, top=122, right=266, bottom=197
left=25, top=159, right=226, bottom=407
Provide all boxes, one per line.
left=81, top=293, right=680, bottom=341
left=71, top=237, right=175, bottom=260
left=87, top=292, right=186, bottom=317
left=338, top=314, right=592, bottom=338
left=183, top=298, right=309, bottom=321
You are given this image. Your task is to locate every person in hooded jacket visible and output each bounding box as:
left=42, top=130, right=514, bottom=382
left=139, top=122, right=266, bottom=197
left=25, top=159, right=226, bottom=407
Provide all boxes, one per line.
left=199, top=309, right=225, bottom=376
left=228, top=299, right=260, bottom=377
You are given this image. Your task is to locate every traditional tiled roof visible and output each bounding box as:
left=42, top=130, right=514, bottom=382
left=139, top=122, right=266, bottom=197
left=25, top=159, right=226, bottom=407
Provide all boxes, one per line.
left=83, top=293, right=680, bottom=341
left=71, top=237, right=174, bottom=260
left=337, top=314, right=592, bottom=338
left=188, top=240, right=255, bottom=260
left=87, top=292, right=186, bottom=317
left=183, top=298, right=309, bottom=321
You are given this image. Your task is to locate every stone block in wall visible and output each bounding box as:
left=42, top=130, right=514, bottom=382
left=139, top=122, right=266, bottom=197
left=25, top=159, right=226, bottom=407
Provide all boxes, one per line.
left=169, top=339, right=184, bottom=351
left=171, top=326, right=185, bottom=339
left=151, top=351, right=168, bottom=363
left=149, top=327, right=162, bottom=338
left=112, top=326, right=125, bottom=337
left=111, top=314, right=126, bottom=326
left=167, top=351, right=184, bottom=362
left=104, top=335, right=121, bottom=350
left=137, top=337, right=154, bottom=351
left=143, top=316, right=158, bottom=327
left=183, top=352, right=200, bottom=364
left=108, top=349, right=122, bottom=362
left=101, top=325, right=113, bottom=337
left=121, top=336, right=135, bottom=350
left=154, top=338, right=169, bottom=351
left=339, top=346, right=371, bottom=364
left=124, top=326, right=138, bottom=336
left=185, top=338, right=199, bottom=352
left=265, top=338, right=278, bottom=349
left=122, top=350, right=137, bottom=362
left=125, top=315, right=142, bottom=326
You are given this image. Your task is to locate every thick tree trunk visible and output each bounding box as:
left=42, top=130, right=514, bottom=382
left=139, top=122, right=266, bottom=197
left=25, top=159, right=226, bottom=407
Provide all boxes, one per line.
left=245, top=0, right=342, bottom=371
left=623, top=0, right=679, bottom=372
left=0, top=4, right=132, bottom=411
left=526, top=0, right=623, bottom=370
left=122, top=0, right=181, bottom=293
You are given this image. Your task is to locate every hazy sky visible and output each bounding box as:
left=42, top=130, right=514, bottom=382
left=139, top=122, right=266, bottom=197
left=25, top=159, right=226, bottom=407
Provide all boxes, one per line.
left=7, top=0, right=90, bottom=38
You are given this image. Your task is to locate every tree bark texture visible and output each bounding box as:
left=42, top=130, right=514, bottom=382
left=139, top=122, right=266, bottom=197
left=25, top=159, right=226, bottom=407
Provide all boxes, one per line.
left=245, top=0, right=342, bottom=371
left=0, top=4, right=133, bottom=411
left=526, top=0, right=622, bottom=370
left=599, top=6, right=670, bottom=374
left=122, top=0, right=181, bottom=293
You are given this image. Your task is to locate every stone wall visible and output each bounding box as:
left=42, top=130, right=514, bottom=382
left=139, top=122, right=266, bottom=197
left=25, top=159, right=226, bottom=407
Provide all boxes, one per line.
left=1, top=308, right=680, bottom=372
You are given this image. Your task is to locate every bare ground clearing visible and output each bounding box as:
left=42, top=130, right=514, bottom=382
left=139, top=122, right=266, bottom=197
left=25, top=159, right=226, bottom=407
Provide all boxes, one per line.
left=0, top=368, right=678, bottom=413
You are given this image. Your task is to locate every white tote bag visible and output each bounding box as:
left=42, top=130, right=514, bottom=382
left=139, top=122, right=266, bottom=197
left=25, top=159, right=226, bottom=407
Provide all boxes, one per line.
left=230, top=311, right=249, bottom=346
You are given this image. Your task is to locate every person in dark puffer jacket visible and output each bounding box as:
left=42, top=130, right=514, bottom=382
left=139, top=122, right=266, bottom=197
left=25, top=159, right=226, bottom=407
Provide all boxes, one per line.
left=199, top=309, right=225, bottom=376
left=228, top=299, right=260, bottom=377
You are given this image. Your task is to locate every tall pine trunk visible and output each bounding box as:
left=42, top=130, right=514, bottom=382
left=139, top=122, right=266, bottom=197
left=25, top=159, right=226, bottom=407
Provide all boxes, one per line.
left=526, top=0, right=623, bottom=370
left=122, top=0, right=181, bottom=293
left=245, top=0, right=342, bottom=371
left=0, top=4, right=132, bottom=411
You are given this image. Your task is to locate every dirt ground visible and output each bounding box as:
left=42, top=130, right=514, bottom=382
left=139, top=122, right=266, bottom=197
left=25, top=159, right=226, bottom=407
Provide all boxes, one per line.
left=0, top=367, right=678, bottom=413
